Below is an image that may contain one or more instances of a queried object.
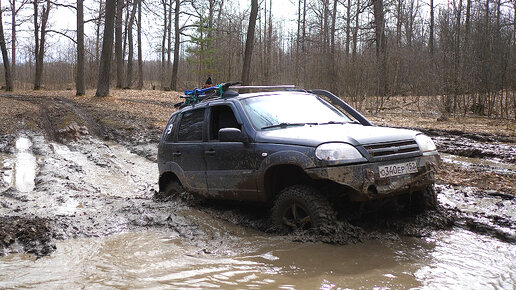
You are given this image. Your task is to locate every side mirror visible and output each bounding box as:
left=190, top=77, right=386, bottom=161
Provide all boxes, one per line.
left=219, top=128, right=246, bottom=142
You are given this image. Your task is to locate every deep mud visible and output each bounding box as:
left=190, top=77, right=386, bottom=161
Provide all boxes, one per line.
left=0, top=92, right=514, bottom=266
left=1, top=132, right=513, bottom=259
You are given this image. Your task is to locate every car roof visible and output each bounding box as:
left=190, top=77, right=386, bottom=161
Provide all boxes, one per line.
left=236, top=90, right=313, bottom=100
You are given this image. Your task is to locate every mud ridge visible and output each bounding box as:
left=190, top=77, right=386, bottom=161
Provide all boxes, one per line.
left=0, top=216, right=56, bottom=257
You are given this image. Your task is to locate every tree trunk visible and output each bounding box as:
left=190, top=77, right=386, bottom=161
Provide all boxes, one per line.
left=352, top=0, right=360, bottom=57
left=166, top=0, right=172, bottom=79
left=394, top=0, right=402, bottom=95
left=10, top=0, right=15, bottom=86
left=96, top=0, right=117, bottom=97
left=264, top=0, right=271, bottom=83
left=76, top=0, right=85, bottom=96
left=161, top=0, right=167, bottom=89
left=137, top=0, right=143, bottom=89
left=330, top=0, right=337, bottom=56
left=241, top=0, right=258, bottom=86
left=126, top=0, right=137, bottom=88
left=429, top=0, right=434, bottom=56
left=302, top=0, right=306, bottom=53
left=115, top=0, right=124, bottom=88
left=330, top=0, right=338, bottom=93
left=34, top=0, right=50, bottom=90
left=345, top=0, right=351, bottom=56
left=372, top=0, right=387, bottom=98
left=0, top=0, right=12, bottom=91
left=170, top=0, right=180, bottom=91
left=95, top=0, right=103, bottom=64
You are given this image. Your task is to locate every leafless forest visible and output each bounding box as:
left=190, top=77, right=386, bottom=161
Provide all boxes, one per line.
left=0, top=0, right=515, bottom=118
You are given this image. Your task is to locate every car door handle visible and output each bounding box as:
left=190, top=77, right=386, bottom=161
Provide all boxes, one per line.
left=172, top=152, right=182, bottom=157
left=204, top=150, right=216, bottom=156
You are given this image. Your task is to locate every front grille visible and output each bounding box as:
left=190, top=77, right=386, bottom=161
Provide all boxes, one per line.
left=364, top=140, right=420, bottom=161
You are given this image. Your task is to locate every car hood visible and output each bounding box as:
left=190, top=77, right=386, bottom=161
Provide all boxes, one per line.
left=254, top=124, right=420, bottom=147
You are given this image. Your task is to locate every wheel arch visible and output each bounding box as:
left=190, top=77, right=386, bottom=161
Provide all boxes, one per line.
left=262, top=164, right=313, bottom=202
left=159, top=171, right=180, bottom=193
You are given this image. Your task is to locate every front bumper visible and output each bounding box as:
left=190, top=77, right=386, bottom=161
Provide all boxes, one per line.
left=306, top=154, right=440, bottom=201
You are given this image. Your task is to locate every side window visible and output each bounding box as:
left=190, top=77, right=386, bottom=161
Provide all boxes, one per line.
left=178, top=109, right=205, bottom=142
left=210, top=105, right=240, bottom=140
left=164, top=114, right=177, bottom=142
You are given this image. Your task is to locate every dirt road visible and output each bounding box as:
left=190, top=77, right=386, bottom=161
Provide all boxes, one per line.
left=0, top=91, right=514, bottom=287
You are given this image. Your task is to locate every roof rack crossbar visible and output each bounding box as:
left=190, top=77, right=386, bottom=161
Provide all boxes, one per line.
left=230, top=85, right=296, bottom=90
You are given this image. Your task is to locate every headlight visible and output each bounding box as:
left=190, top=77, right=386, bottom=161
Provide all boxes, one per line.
left=315, top=143, right=363, bottom=161
left=415, top=134, right=437, bottom=152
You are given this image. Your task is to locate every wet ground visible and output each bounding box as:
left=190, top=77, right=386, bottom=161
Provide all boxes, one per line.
left=0, top=92, right=515, bottom=287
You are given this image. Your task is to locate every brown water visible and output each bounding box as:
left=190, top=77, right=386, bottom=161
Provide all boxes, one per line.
left=1, top=228, right=514, bottom=288
left=1, top=136, right=515, bottom=288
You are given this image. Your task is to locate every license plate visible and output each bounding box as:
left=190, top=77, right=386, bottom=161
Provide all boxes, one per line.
left=378, top=161, right=418, bottom=178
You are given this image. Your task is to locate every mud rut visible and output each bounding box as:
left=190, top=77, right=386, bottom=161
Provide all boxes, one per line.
left=0, top=95, right=514, bottom=257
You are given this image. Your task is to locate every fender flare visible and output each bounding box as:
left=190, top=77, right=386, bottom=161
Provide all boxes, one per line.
left=256, top=150, right=316, bottom=192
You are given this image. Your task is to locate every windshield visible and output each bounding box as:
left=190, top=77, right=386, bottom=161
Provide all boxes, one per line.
left=241, top=93, right=352, bottom=130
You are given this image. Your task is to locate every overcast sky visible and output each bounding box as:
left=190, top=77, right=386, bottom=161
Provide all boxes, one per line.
left=44, top=0, right=297, bottom=62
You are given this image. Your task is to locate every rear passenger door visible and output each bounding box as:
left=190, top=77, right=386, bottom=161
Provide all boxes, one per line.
left=174, top=108, right=207, bottom=193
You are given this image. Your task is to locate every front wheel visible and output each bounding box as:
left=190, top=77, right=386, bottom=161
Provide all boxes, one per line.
left=410, top=185, right=438, bottom=212
left=271, top=185, right=337, bottom=233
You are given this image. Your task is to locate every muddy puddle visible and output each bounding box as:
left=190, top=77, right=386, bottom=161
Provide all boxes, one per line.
left=441, top=153, right=516, bottom=175
left=0, top=137, right=38, bottom=193
left=1, top=135, right=515, bottom=288
left=1, top=227, right=514, bottom=288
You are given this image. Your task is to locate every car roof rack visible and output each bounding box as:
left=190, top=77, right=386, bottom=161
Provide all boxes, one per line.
left=231, top=85, right=297, bottom=90
left=174, top=81, right=241, bottom=108
left=174, top=83, right=299, bottom=109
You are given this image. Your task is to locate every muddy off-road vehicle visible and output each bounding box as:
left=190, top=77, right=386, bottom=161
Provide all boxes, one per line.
left=158, top=84, right=440, bottom=232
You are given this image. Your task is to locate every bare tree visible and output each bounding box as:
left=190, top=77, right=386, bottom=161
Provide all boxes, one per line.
left=115, top=0, right=124, bottom=88
left=429, top=0, right=434, bottom=56
left=34, top=0, right=51, bottom=90
left=170, top=0, right=180, bottom=91
left=0, top=0, right=12, bottom=91
left=241, top=0, right=258, bottom=85
left=96, top=0, right=117, bottom=97
left=126, top=0, right=137, bottom=88
left=372, top=0, right=387, bottom=100
left=137, top=0, right=143, bottom=89
left=76, top=0, right=85, bottom=95
left=8, top=0, right=29, bottom=87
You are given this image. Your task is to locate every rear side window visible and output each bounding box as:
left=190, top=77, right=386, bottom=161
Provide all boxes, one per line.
left=164, top=114, right=177, bottom=141
left=178, top=109, right=205, bottom=141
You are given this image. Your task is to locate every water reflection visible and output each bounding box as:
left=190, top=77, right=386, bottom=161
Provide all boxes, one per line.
left=13, top=137, right=37, bottom=192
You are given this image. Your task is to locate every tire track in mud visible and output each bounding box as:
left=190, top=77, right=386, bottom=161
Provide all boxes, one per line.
left=0, top=94, right=104, bottom=141
left=405, top=126, right=516, bottom=163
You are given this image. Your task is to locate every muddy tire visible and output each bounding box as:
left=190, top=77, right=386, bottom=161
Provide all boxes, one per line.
left=411, top=185, right=438, bottom=212
left=154, top=180, right=184, bottom=201
left=271, top=185, right=337, bottom=233
left=156, top=180, right=203, bottom=204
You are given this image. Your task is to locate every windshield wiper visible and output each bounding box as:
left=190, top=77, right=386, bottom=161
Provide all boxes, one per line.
left=318, top=121, right=348, bottom=125
left=261, top=122, right=317, bottom=130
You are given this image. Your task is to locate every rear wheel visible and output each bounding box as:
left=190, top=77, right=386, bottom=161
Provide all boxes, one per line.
left=272, top=185, right=336, bottom=232
left=154, top=180, right=184, bottom=200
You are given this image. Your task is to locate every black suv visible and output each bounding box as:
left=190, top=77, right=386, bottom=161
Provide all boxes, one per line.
left=158, top=88, right=440, bottom=231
